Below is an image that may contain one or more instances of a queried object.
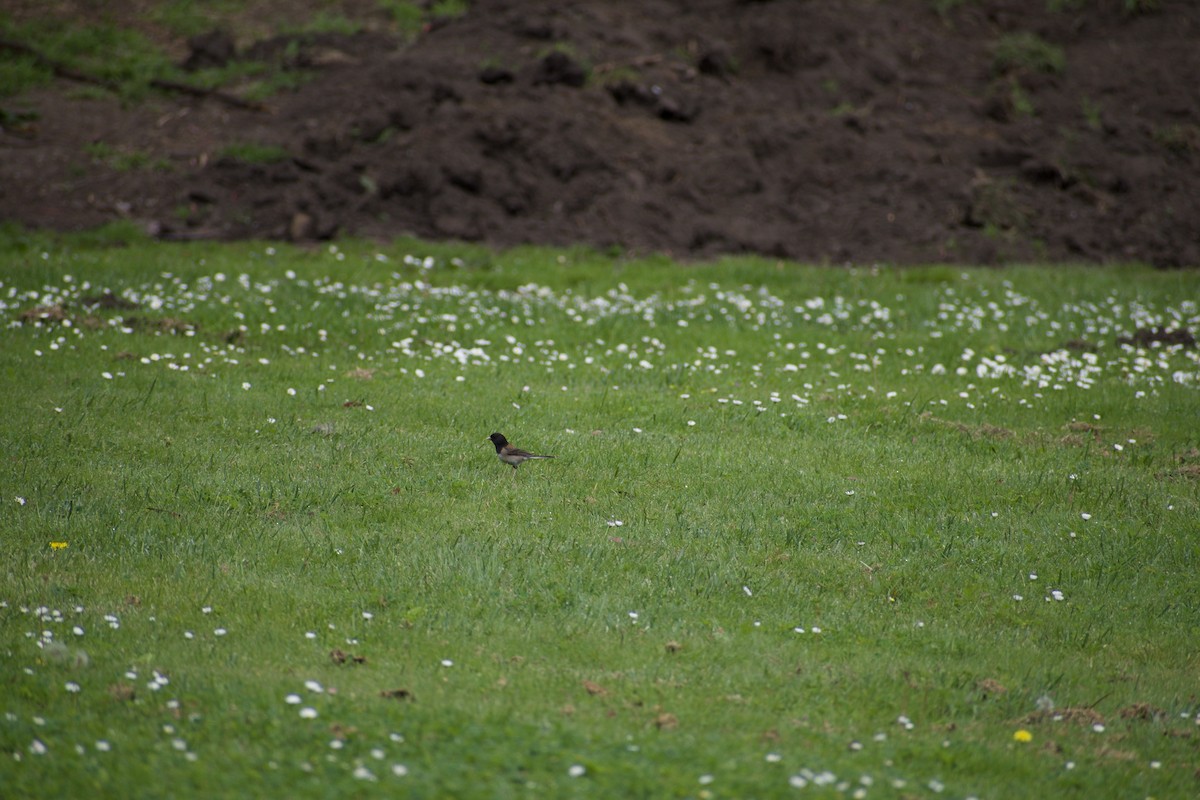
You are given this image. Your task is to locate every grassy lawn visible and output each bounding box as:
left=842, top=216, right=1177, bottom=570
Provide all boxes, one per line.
left=1, top=232, right=1198, bottom=798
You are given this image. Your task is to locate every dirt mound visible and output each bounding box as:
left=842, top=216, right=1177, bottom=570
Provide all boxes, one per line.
left=2, top=0, right=1198, bottom=266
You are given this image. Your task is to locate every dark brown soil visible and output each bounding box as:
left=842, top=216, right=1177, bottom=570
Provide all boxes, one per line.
left=2, top=0, right=1198, bottom=266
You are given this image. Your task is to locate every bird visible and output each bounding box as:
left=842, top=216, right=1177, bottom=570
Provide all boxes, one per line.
left=488, top=432, right=554, bottom=472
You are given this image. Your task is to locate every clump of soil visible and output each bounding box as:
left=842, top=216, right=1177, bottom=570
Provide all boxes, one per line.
left=2, top=1, right=1198, bottom=266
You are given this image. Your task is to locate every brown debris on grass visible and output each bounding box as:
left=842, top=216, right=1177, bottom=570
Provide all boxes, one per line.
left=1117, top=327, right=1196, bottom=349
left=82, top=292, right=138, bottom=310
left=120, top=315, right=198, bottom=334
left=653, top=712, right=679, bottom=730
left=1022, top=707, right=1105, bottom=726
left=920, top=413, right=1014, bottom=440
left=1119, top=702, right=1166, bottom=722
left=330, top=648, right=366, bottom=666
left=20, top=305, right=69, bottom=324
left=107, top=682, right=136, bottom=702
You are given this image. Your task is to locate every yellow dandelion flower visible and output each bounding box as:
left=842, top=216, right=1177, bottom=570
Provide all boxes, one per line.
left=1013, top=729, right=1033, bottom=743
left=50, top=541, right=69, bottom=550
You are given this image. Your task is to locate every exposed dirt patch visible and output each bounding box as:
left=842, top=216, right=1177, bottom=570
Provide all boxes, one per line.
left=1117, top=327, right=1197, bottom=348
left=1171, top=447, right=1200, bottom=477
left=121, top=315, right=197, bottom=333
left=82, top=292, right=140, bottom=310
left=921, top=412, right=1013, bottom=440
left=653, top=712, right=679, bottom=730
left=2, top=1, right=1199, bottom=265
left=330, top=647, right=367, bottom=665
left=1096, top=745, right=1137, bottom=761
left=19, top=305, right=68, bottom=323
left=1118, top=702, right=1166, bottom=722
left=107, top=682, right=137, bottom=702
left=1164, top=464, right=1200, bottom=481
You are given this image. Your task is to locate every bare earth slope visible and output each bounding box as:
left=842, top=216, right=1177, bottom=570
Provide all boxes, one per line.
left=1, top=0, right=1197, bottom=265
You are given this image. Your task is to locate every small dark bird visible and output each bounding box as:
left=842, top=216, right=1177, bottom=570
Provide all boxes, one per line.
left=488, top=432, right=554, bottom=472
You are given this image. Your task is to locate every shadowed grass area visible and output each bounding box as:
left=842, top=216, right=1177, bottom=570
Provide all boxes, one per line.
left=1, top=235, right=1198, bottom=797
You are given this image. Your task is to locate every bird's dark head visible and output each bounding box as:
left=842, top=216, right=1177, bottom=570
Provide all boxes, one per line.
left=488, top=432, right=508, bottom=448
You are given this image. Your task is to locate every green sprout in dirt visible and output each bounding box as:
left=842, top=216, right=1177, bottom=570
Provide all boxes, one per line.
left=930, top=0, right=975, bottom=17
left=1007, top=79, right=1036, bottom=117
left=217, top=142, right=291, bottom=164
left=1153, top=124, right=1199, bottom=155
left=150, top=0, right=249, bottom=37
left=1122, top=0, right=1161, bottom=14
left=377, top=0, right=467, bottom=39
left=284, top=12, right=364, bottom=37
left=378, top=0, right=423, bottom=36
left=430, top=0, right=470, bottom=21
left=992, top=32, right=1066, bottom=76
left=1080, top=96, right=1103, bottom=131
left=1048, top=0, right=1159, bottom=13
left=84, top=141, right=171, bottom=172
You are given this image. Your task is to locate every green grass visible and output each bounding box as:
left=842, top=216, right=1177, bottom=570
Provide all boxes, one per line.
left=2, top=1, right=461, bottom=103
left=1, top=236, right=1198, bottom=798
left=0, top=16, right=176, bottom=101
left=0, top=53, right=53, bottom=98
left=0, top=8, right=322, bottom=103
